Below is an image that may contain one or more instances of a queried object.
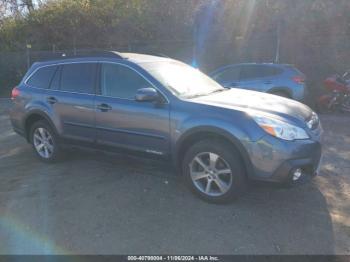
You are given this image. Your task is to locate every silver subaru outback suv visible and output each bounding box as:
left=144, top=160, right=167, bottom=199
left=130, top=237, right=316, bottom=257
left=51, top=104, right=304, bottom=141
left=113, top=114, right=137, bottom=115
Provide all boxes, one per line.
left=9, top=52, right=322, bottom=202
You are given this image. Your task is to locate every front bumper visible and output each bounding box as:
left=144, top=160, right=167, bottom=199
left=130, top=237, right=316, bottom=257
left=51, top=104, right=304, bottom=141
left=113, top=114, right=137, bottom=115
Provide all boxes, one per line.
left=243, top=133, right=322, bottom=183
left=270, top=147, right=322, bottom=183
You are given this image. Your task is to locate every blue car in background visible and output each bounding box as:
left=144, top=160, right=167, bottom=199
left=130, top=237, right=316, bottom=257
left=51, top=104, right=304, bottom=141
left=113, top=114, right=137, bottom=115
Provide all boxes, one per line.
left=210, top=63, right=307, bottom=101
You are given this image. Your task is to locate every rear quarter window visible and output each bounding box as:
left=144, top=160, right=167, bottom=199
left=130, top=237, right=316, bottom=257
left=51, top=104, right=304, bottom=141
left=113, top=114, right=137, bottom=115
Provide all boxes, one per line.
left=240, top=65, right=283, bottom=80
left=26, top=66, right=58, bottom=89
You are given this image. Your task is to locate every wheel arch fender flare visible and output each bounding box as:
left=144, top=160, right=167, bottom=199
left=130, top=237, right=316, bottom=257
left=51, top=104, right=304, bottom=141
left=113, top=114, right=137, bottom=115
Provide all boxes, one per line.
left=23, top=109, right=59, bottom=142
left=173, top=125, right=254, bottom=178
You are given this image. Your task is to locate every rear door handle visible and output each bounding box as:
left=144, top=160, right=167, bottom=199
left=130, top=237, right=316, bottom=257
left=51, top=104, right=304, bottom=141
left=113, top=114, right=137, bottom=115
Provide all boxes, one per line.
left=47, top=96, right=58, bottom=104
left=97, top=103, right=112, bottom=112
left=264, top=81, right=272, bottom=84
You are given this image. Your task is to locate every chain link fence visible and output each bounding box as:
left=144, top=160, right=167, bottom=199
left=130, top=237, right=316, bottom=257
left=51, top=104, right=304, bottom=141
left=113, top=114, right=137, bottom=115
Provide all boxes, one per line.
left=0, top=41, right=197, bottom=98
left=1, top=35, right=348, bottom=107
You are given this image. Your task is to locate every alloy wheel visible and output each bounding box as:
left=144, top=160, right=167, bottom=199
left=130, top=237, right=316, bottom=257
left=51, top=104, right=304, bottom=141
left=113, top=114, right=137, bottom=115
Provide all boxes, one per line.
left=189, top=152, right=233, bottom=197
left=33, top=127, right=54, bottom=159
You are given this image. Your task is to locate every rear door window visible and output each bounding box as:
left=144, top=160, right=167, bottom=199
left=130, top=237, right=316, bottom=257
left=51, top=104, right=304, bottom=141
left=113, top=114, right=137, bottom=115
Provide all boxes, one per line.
left=262, top=66, right=283, bottom=77
left=239, top=65, right=282, bottom=80
left=60, top=63, right=97, bottom=94
left=27, top=65, right=58, bottom=89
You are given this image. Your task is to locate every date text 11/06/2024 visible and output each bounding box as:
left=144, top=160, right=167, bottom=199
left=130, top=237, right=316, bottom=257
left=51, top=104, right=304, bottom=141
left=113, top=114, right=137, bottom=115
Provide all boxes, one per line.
left=127, top=256, right=220, bottom=261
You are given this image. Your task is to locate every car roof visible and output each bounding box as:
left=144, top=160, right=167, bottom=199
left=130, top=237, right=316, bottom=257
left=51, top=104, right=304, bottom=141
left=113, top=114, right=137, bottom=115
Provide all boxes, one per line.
left=219, top=62, right=293, bottom=67
left=210, top=63, right=296, bottom=75
left=121, top=53, right=173, bottom=63
left=30, top=51, right=173, bottom=69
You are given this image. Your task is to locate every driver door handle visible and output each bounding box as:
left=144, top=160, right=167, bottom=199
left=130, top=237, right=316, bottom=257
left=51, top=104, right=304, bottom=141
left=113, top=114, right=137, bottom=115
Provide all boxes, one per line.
left=47, top=96, right=58, bottom=104
left=97, top=103, right=112, bottom=112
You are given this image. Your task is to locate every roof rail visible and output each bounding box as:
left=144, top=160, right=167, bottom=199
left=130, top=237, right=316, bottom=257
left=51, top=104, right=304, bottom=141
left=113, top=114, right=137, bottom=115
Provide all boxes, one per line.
left=66, top=50, right=124, bottom=59
left=36, top=50, right=125, bottom=62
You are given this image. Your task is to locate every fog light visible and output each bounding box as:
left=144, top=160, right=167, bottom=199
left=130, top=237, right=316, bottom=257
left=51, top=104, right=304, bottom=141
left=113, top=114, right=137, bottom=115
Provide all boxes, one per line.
left=292, top=168, right=302, bottom=181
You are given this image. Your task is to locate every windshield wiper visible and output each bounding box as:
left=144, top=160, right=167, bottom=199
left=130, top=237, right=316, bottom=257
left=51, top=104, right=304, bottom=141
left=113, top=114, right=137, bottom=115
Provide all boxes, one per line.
left=210, top=88, right=227, bottom=94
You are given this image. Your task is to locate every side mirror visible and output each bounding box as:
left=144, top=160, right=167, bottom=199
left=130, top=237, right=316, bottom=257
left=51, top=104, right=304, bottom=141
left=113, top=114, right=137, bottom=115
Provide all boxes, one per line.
left=135, top=87, right=160, bottom=102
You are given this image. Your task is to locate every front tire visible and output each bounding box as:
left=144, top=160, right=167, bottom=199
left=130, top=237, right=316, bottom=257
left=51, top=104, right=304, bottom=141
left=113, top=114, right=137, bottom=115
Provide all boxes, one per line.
left=182, top=139, right=246, bottom=203
left=29, top=120, right=61, bottom=163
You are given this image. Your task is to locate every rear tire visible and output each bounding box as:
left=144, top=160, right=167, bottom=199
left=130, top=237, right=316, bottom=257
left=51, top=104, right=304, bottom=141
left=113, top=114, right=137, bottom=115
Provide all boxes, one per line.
left=29, top=120, right=62, bottom=163
left=182, top=139, right=246, bottom=203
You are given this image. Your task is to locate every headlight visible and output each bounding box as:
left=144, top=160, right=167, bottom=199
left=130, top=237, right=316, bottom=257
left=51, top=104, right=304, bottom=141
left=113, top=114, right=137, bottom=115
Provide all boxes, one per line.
left=307, top=112, right=319, bottom=130
left=252, top=115, right=309, bottom=141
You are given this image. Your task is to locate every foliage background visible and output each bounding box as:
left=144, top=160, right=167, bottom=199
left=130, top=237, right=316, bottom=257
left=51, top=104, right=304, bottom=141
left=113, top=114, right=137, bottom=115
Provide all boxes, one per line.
left=1, top=0, right=350, bottom=105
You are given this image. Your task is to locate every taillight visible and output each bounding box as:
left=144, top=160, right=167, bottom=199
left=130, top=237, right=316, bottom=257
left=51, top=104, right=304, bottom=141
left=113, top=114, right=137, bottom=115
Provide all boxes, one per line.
left=292, top=76, right=305, bottom=84
left=11, top=87, right=20, bottom=100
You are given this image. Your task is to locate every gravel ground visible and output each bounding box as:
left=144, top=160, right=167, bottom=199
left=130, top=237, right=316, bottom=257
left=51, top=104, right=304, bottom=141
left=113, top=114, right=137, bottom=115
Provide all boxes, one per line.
left=0, top=98, right=349, bottom=255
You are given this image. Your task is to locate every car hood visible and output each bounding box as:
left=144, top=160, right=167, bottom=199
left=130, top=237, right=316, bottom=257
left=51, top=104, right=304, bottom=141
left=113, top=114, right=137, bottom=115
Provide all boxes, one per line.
left=189, top=88, right=312, bottom=122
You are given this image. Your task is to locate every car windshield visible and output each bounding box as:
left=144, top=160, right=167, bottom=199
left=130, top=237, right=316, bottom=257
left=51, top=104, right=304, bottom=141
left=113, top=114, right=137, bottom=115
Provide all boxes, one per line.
left=142, top=61, right=225, bottom=98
